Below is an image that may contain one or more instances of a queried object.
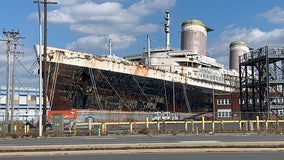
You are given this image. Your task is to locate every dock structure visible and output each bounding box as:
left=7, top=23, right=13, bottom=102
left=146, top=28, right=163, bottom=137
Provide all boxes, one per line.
left=239, top=46, right=284, bottom=120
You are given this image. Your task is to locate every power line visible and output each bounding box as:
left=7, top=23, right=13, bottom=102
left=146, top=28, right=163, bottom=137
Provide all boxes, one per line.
left=16, top=57, right=38, bottom=77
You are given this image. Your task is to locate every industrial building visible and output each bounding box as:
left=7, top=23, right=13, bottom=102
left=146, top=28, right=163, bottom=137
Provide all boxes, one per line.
left=213, top=92, right=240, bottom=120
left=0, top=86, right=49, bottom=122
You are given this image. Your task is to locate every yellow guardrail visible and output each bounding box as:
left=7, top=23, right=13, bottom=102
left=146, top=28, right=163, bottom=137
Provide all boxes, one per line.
left=73, top=116, right=284, bottom=136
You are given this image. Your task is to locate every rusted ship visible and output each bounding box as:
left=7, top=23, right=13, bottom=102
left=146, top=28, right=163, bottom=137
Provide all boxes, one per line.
left=34, top=12, right=242, bottom=113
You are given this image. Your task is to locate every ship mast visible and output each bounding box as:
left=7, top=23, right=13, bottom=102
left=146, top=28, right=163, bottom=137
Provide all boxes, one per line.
left=147, top=34, right=151, bottom=67
left=108, top=38, right=113, bottom=56
left=165, top=11, right=170, bottom=50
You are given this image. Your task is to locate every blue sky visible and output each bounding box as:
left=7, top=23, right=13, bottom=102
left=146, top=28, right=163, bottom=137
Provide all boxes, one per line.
left=1, top=0, right=284, bottom=88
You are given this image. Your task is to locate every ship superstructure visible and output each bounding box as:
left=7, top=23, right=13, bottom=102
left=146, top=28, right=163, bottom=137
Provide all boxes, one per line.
left=34, top=12, right=242, bottom=113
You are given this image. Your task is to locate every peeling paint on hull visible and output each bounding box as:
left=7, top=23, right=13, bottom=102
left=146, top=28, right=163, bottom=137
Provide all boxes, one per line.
left=47, top=62, right=214, bottom=112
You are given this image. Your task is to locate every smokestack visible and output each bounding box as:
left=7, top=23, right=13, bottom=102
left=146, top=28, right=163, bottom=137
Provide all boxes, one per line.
left=181, top=19, right=213, bottom=56
left=165, top=11, right=170, bottom=50
left=229, top=41, right=249, bottom=70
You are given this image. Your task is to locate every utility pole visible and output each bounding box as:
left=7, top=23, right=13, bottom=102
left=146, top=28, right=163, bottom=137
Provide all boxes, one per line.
left=35, top=0, right=43, bottom=137
left=3, top=30, right=11, bottom=125
left=34, top=0, right=57, bottom=133
left=2, top=29, right=21, bottom=125
left=11, top=32, right=24, bottom=123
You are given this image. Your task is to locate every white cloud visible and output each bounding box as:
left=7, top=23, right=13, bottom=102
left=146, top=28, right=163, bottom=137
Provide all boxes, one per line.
left=208, top=6, right=284, bottom=68
left=129, top=0, right=176, bottom=16
left=133, top=23, right=160, bottom=34
left=66, top=34, right=136, bottom=53
left=49, top=1, right=138, bottom=25
left=208, top=26, right=284, bottom=68
left=49, top=10, right=76, bottom=23
left=28, top=0, right=175, bottom=53
left=55, top=0, right=80, bottom=6
left=258, top=7, right=284, bottom=24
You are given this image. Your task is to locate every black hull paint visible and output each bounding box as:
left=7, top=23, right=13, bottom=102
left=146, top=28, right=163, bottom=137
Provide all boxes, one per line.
left=47, top=62, right=215, bottom=112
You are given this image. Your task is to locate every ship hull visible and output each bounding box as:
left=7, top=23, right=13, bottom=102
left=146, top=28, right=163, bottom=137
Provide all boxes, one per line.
left=35, top=45, right=233, bottom=112
left=47, top=61, right=214, bottom=112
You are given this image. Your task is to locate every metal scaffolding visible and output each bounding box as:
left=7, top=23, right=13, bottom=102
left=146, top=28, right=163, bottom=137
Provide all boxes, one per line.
left=239, top=46, right=284, bottom=120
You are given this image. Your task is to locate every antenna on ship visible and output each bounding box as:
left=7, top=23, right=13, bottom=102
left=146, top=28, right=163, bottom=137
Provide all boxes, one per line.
left=165, top=11, right=170, bottom=50
left=147, top=34, right=151, bottom=67
left=108, top=38, right=113, bottom=56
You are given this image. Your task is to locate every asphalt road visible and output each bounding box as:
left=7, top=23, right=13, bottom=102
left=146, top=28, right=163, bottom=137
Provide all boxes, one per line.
left=1, top=134, right=284, bottom=158
left=1, top=152, right=284, bottom=160
left=0, top=134, right=284, bottom=146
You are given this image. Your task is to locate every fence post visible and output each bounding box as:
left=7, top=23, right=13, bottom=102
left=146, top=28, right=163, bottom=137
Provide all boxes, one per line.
left=88, top=118, right=92, bottom=136
left=212, top=120, right=215, bottom=133
left=98, top=124, right=101, bottom=137
left=184, top=121, right=188, bottom=133
left=265, top=120, right=268, bottom=132
left=130, top=122, right=133, bottom=134
left=146, top=117, right=149, bottom=129
left=239, top=120, right=242, bottom=132
left=221, top=120, right=224, bottom=133
left=157, top=121, right=160, bottom=132
left=256, top=116, right=260, bottom=132
left=102, top=123, right=106, bottom=135
left=13, top=124, right=17, bottom=133
left=191, top=121, right=195, bottom=133
left=202, top=116, right=205, bottom=133
left=73, top=123, right=77, bottom=136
